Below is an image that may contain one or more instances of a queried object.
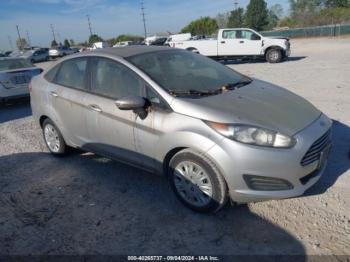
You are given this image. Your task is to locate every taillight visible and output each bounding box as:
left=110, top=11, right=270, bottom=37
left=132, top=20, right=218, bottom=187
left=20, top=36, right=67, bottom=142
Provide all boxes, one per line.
left=29, top=82, right=32, bottom=92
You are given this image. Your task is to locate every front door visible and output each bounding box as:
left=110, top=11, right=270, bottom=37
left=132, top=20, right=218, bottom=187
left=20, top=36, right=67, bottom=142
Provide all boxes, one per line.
left=83, top=57, right=145, bottom=165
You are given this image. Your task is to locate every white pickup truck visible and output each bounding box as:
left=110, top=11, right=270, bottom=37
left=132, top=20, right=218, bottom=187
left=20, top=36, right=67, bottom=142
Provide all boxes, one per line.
left=170, top=28, right=291, bottom=63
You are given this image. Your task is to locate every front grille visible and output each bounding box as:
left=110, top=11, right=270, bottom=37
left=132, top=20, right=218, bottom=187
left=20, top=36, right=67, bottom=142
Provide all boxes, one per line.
left=301, top=129, right=331, bottom=166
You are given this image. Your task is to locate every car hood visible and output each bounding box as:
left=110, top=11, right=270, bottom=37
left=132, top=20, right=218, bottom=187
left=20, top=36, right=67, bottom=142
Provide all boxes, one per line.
left=170, top=79, right=321, bottom=136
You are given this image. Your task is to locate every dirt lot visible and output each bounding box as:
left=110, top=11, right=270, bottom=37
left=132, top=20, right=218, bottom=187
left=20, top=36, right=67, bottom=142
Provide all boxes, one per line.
left=0, top=38, right=349, bottom=257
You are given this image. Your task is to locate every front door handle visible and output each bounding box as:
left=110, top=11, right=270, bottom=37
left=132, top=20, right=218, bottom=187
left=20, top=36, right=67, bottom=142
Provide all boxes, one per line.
left=221, top=41, right=226, bottom=44
left=89, top=104, right=102, bottom=113
left=239, top=41, right=245, bottom=44
left=50, top=91, right=58, bottom=97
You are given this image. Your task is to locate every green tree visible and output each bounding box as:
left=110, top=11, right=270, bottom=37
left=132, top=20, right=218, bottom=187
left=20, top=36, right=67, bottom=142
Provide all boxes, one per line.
left=51, top=40, right=58, bottom=47
left=265, top=4, right=284, bottom=30
left=107, top=35, right=144, bottom=46
left=227, top=8, right=245, bottom=28
left=325, top=0, right=349, bottom=7
left=69, top=39, right=75, bottom=46
left=16, top=38, right=27, bottom=50
left=181, top=17, right=218, bottom=36
left=63, top=39, right=70, bottom=47
left=88, top=34, right=103, bottom=45
left=216, top=12, right=230, bottom=28
left=245, top=0, right=269, bottom=31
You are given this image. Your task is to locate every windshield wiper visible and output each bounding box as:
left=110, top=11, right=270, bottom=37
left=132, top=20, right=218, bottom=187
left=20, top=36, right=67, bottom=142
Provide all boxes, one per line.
left=169, top=79, right=252, bottom=98
left=220, top=79, right=253, bottom=91
left=169, top=89, right=220, bottom=97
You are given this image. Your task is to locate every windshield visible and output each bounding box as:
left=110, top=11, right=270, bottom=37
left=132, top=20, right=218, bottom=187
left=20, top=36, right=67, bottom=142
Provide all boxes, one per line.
left=127, top=50, right=247, bottom=96
left=0, top=58, right=33, bottom=71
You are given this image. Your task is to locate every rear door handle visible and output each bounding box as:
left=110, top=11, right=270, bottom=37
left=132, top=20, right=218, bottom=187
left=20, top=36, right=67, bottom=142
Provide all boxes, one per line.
left=50, top=91, right=58, bottom=97
left=221, top=41, right=226, bottom=44
left=239, top=41, right=245, bottom=44
left=89, top=104, right=102, bottom=113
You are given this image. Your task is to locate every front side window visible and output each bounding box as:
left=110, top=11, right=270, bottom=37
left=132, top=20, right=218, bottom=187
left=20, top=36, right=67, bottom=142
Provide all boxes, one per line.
left=146, top=86, right=168, bottom=109
left=55, top=58, right=87, bottom=89
left=241, top=30, right=261, bottom=40
left=127, top=50, right=245, bottom=95
left=91, top=57, right=144, bottom=99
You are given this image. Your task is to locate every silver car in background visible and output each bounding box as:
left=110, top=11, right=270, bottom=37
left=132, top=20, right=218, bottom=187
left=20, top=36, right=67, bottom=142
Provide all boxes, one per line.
left=0, top=57, right=42, bottom=101
left=30, top=46, right=332, bottom=213
left=49, top=46, right=75, bottom=58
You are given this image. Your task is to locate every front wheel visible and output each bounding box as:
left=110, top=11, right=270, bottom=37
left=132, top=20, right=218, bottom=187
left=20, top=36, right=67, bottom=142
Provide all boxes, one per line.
left=168, top=149, right=228, bottom=213
left=42, top=119, right=67, bottom=155
left=266, top=49, right=282, bottom=63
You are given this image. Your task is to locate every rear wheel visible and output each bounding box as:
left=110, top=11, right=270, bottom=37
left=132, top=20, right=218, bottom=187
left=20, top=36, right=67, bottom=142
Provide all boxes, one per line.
left=168, top=149, right=228, bottom=213
left=266, top=48, right=282, bottom=63
left=42, top=119, right=67, bottom=155
left=186, top=48, right=199, bottom=54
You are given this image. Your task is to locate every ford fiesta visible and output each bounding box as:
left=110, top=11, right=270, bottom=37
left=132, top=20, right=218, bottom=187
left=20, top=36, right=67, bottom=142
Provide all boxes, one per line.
left=30, top=46, right=332, bottom=213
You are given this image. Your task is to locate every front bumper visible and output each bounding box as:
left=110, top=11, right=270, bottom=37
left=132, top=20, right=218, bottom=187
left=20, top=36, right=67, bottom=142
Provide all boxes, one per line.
left=206, top=114, right=332, bottom=203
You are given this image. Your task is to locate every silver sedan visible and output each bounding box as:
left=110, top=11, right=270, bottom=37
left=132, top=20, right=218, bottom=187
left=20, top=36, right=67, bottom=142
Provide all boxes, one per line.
left=30, top=46, right=332, bottom=213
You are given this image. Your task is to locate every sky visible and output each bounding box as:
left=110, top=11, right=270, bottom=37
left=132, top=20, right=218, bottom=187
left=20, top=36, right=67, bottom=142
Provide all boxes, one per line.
left=0, top=0, right=289, bottom=50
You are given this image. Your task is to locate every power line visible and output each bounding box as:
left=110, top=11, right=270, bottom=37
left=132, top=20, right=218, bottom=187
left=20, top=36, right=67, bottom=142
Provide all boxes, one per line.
left=8, top=35, right=14, bottom=50
left=16, top=25, right=23, bottom=50
left=140, top=0, right=147, bottom=38
left=26, top=30, right=31, bottom=46
left=50, top=24, right=56, bottom=42
left=86, top=14, right=93, bottom=37
left=57, top=31, right=61, bottom=43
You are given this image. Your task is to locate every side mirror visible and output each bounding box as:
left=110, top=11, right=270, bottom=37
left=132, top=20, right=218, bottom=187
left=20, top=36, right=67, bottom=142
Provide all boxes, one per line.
left=115, top=96, right=146, bottom=110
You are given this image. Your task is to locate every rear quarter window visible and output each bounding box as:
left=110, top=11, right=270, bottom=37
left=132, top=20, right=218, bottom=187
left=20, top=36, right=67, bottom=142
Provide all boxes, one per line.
left=44, top=64, right=61, bottom=82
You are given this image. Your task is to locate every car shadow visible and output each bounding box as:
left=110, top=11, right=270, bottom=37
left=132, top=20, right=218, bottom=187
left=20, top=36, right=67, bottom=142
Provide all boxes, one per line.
left=220, top=56, right=307, bottom=65
left=304, top=120, right=350, bottom=196
left=0, top=98, right=32, bottom=124
left=0, top=151, right=306, bottom=257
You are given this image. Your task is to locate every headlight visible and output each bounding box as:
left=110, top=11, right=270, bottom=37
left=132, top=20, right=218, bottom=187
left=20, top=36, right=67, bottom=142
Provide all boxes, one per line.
left=205, top=122, right=295, bottom=148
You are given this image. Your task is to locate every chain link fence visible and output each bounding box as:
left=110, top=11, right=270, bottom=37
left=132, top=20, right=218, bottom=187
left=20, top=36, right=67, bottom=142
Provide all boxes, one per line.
left=261, top=23, right=350, bottom=38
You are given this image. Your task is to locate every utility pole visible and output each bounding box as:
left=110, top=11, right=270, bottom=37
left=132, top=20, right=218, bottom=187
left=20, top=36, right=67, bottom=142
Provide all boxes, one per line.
left=234, top=0, right=238, bottom=10
left=8, top=35, right=14, bottom=50
left=57, top=31, right=61, bottom=44
left=140, top=0, right=147, bottom=38
left=50, top=24, right=56, bottom=43
left=86, top=14, right=93, bottom=37
left=16, top=25, right=23, bottom=50
left=26, top=30, right=31, bottom=47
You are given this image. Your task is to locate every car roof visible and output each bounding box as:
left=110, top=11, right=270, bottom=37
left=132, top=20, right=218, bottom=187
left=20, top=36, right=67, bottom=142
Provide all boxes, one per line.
left=91, top=45, right=176, bottom=58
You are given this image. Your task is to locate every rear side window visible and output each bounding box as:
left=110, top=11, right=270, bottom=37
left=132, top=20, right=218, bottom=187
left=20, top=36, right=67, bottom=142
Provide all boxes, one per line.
left=91, top=57, right=144, bottom=99
left=222, top=30, right=238, bottom=39
left=55, top=58, right=87, bottom=90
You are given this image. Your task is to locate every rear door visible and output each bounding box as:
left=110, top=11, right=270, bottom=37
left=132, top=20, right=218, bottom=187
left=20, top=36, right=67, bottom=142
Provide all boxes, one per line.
left=51, top=57, right=89, bottom=147
left=218, top=29, right=242, bottom=56
left=83, top=57, right=145, bottom=165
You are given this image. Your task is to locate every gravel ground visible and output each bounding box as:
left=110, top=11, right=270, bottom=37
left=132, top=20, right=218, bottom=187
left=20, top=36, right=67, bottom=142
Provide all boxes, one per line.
left=0, top=37, right=349, bottom=257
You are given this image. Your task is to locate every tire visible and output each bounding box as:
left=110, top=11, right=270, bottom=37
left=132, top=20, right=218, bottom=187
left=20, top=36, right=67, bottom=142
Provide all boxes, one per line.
left=42, top=118, right=67, bottom=156
left=30, top=59, right=35, bottom=64
left=266, top=48, right=282, bottom=63
left=168, top=149, right=228, bottom=213
left=187, top=48, right=199, bottom=54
